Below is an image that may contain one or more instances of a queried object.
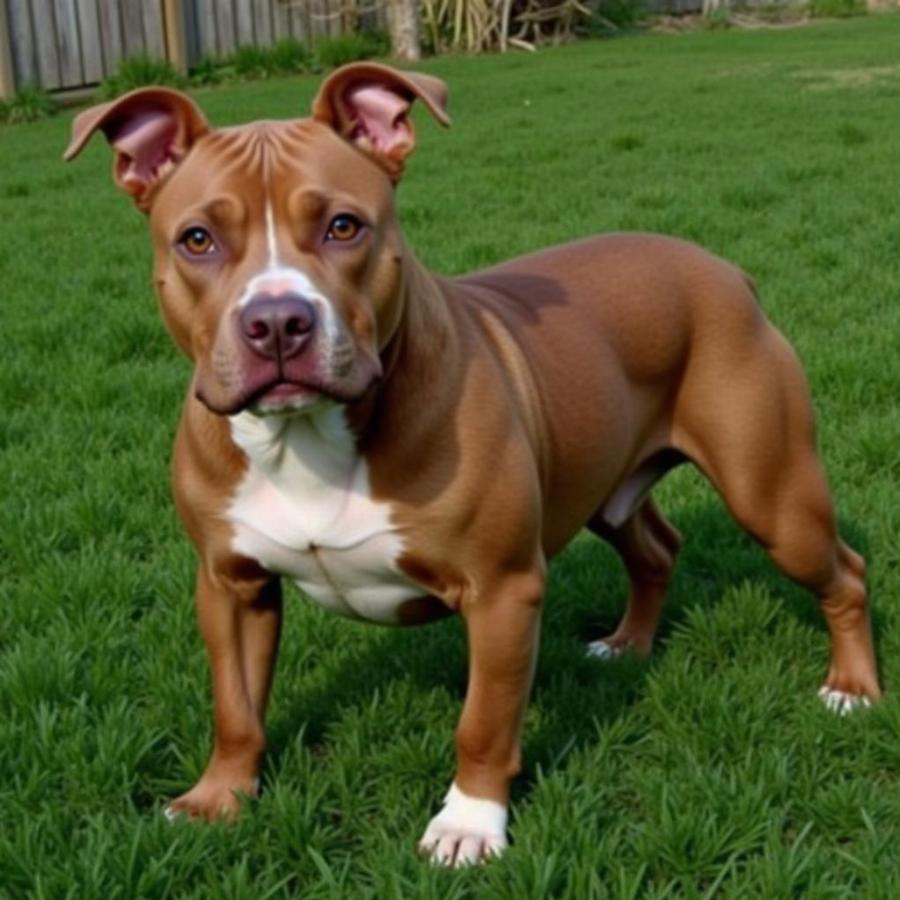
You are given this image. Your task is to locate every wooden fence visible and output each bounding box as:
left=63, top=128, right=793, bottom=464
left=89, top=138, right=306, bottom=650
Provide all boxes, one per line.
left=0, top=0, right=384, bottom=98
left=187, top=0, right=382, bottom=62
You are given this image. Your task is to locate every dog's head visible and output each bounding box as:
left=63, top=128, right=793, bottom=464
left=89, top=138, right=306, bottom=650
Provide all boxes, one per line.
left=65, top=64, right=449, bottom=416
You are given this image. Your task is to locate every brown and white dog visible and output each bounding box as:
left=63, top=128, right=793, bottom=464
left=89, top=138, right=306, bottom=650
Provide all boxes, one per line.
left=65, top=62, right=880, bottom=866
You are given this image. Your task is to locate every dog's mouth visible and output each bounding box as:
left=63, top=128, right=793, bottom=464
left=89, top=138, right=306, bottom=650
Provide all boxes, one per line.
left=195, top=334, right=384, bottom=418
left=247, top=376, right=364, bottom=414
left=249, top=380, right=319, bottom=414
left=196, top=374, right=376, bottom=417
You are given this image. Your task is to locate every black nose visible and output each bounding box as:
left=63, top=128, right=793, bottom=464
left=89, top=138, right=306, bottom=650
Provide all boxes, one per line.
left=239, top=292, right=316, bottom=361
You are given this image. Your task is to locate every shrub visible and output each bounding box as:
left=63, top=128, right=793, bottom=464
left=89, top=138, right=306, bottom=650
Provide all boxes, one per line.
left=1, top=85, right=57, bottom=124
left=210, top=39, right=313, bottom=83
left=233, top=43, right=274, bottom=78
left=701, top=7, right=733, bottom=28
left=808, top=0, right=865, bottom=16
left=98, top=55, right=186, bottom=100
left=586, top=0, right=646, bottom=34
left=270, top=37, right=314, bottom=74
left=189, top=55, right=227, bottom=86
left=315, top=30, right=388, bottom=69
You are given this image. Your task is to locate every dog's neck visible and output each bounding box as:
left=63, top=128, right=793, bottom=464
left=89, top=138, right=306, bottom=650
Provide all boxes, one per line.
left=346, top=246, right=466, bottom=447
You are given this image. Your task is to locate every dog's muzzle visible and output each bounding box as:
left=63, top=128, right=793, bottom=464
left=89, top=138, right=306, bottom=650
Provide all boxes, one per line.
left=238, top=292, right=317, bottom=363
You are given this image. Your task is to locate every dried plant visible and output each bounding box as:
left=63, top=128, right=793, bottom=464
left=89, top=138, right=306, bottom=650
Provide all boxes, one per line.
left=418, top=0, right=592, bottom=54
left=286, top=0, right=592, bottom=56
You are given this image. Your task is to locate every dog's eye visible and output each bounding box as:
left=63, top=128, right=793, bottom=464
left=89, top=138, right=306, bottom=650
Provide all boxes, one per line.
left=326, top=214, right=362, bottom=243
left=179, top=227, right=216, bottom=256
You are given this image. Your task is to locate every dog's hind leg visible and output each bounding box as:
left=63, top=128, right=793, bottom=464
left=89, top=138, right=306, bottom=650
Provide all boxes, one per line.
left=586, top=497, right=681, bottom=659
left=674, top=327, right=880, bottom=710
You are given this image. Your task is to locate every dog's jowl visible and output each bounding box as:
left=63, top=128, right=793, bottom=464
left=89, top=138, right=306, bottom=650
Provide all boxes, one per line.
left=65, top=62, right=880, bottom=867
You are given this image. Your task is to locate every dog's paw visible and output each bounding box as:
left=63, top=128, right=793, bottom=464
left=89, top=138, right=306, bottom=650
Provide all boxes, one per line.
left=417, top=784, right=508, bottom=866
left=585, top=638, right=626, bottom=660
left=818, top=686, right=873, bottom=716
left=164, top=776, right=258, bottom=823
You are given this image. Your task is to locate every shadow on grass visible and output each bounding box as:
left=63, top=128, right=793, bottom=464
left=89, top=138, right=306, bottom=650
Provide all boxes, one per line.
left=262, top=497, right=875, bottom=800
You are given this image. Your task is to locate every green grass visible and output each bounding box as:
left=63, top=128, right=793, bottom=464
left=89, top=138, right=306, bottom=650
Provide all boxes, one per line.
left=3, top=16, right=900, bottom=896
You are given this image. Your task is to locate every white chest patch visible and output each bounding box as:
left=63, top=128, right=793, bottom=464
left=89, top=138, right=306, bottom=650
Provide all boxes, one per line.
left=227, top=407, right=421, bottom=624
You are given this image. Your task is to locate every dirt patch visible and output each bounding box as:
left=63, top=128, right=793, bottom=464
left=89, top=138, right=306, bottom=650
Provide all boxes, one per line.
left=795, top=64, right=900, bottom=90
left=649, top=12, right=811, bottom=33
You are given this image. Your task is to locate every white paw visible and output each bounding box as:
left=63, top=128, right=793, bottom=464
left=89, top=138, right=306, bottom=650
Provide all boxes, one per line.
left=818, top=686, right=872, bottom=716
left=418, top=783, right=508, bottom=867
left=585, top=638, right=625, bottom=660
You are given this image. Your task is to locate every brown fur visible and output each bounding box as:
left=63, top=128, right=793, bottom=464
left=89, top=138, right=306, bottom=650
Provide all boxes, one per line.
left=65, top=65, right=880, bottom=845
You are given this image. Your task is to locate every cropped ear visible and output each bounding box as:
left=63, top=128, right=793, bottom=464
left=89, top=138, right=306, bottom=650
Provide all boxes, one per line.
left=64, top=87, right=208, bottom=212
left=312, top=62, right=450, bottom=181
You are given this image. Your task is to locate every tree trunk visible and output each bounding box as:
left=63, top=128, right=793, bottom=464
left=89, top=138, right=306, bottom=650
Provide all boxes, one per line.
left=386, top=0, right=422, bottom=61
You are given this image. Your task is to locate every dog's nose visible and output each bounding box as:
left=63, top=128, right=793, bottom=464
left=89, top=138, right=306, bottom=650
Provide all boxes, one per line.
left=239, top=293, right=316, bottom=360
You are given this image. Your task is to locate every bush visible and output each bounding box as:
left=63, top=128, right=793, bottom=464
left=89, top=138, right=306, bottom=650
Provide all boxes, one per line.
left=0, top=85, right=57, bottom=124
left=586, top=0, right=646, bottom=34
left=808, top=0, right=865, bottom=16
left=701, top=6, right=733, bottom=28
left=270, top=37, right=315, bottom=74
left=200, top=39, right=313, bottom=85
left=233, top=43, right=275, bottom=78
left=189, top=55, right=227, bottom=86
left=98, top=55, right=186, bottom=100
left=315, top=30, right=388, bottom=69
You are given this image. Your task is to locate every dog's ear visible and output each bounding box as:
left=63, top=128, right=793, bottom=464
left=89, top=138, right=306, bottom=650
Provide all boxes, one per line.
left=312, top=62, right=450, bottom=181
left=64, top=87, right=208, bottom=212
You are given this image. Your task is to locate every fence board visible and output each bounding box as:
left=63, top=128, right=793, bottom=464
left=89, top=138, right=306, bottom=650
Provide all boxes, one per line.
left=290, top=0, right=310, bottom=42
left=213, top=0, right=235, bottom=54
left=119, top=0, right=145, bottom=56
left=54, top=0, right=83, bottom=84
left=31, top=0, right=62, bottom=88
left=0, top=0, right=16, bottom=97
left=96, top=0, right=123, bottom=71
left=141, top=0, right=165, bottom=56
left=6, top=0, right=38, bottom=85
left=194, top=0, right=216, bottom=55
left=307, top=0, right=324, bottom=40
left=163, top=0, right=189, bottom=72
left=251, top=0, right=272, bottom=44
left=310, top=0, right=329, bottom=40
left=76, top=0, right=104, bottom=81
left=236, top=0, right=253, bottom=43
left=272, top=0, right=288, bottom=39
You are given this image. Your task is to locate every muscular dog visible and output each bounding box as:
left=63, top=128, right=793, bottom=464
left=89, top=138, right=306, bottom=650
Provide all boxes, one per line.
left=65, top=62, right=880, bottom=866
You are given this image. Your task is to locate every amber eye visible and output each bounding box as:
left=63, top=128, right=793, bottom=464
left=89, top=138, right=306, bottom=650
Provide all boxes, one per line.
left=179, top=227, right=216, bottom=256
left=326, top=214, right=362, bottom=243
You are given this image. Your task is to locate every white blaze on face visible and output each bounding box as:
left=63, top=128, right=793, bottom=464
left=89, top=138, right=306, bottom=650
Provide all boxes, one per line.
left=265, top=201, right=279, bottom=268
left=235, top=200, right=342, bottom=350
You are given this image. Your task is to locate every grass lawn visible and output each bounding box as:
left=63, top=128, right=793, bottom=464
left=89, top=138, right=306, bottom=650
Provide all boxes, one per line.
left=3, top=14, right=900, bottom=897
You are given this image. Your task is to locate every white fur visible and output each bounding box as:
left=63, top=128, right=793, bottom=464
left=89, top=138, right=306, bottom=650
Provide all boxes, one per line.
left=237, top=264, right=341, bottom=345
left=585, top=638, right=624, bottom=660
left=265, top=201, right=279, bottom=267
left=419, top=783, right=509, bottom=866
left=818, top=686, right=872, bottom=716
left=239, top=202, right=342, bottom=355
left=228, top=406, right=421, bottom=623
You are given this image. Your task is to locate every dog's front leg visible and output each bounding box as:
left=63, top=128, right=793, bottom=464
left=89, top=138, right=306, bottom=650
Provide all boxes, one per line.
left=419, top=569, right=544, bottom=866
left=166, top=562, right=282, bottom=822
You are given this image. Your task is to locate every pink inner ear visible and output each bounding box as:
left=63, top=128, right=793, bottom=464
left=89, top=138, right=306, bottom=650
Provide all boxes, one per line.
left=346, top=85, right=413, bottom=158
left=107, top=108, right=179, bottom=193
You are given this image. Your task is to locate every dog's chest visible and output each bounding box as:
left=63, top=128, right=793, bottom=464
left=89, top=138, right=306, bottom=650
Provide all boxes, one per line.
left=227, top=409, right=420, bottom=624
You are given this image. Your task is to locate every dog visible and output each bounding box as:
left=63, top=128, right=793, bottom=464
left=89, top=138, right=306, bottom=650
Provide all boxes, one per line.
left=64, top=62, right=880, bottom=866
